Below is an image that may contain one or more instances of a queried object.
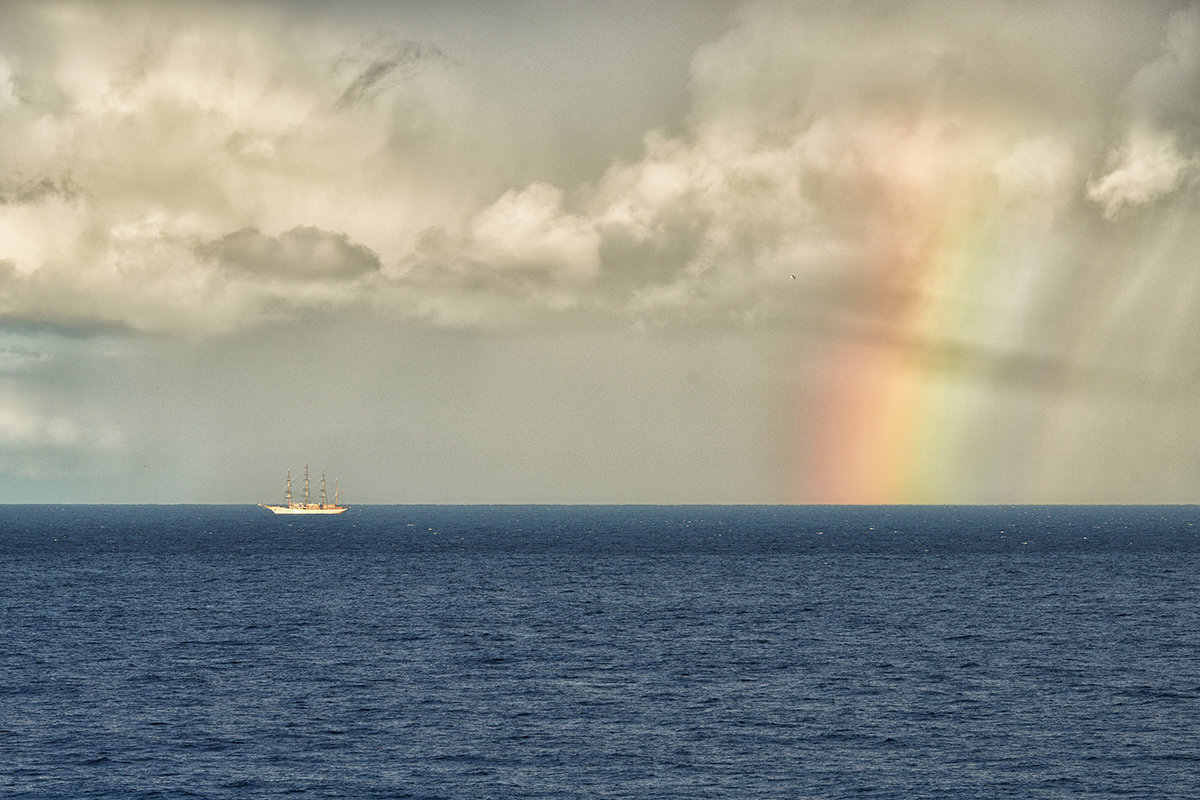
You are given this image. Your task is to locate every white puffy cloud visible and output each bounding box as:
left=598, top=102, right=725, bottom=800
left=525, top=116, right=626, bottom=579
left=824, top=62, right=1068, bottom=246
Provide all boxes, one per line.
left=462, top=183, right=600, bottom=282
left=1085, top=5, right=1200, bottom=219
left=0, top=2, right=500, bottom=334
left=396, top=184, right=602, bottom=325
left=579, top=1, right=1200, bottom=348
left=1, top=0, right=1199, bottom=347
left=1087, top=127, right=1199, bottom=218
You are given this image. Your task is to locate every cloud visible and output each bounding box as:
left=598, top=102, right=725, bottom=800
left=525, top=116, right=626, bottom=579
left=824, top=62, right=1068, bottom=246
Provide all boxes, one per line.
left=993, top=136, right=1078, bottom=203
left=3, top=1, right=1200, bottom=504
left=0, top=404, right=76, bottom=447
left=461, top=184, right=600, bottom=281
left=333, top=36, right=446, bottom=110
left=1087, top=127, right=1199, bottom=218
left=0, top=54, right=15, bottom=109
left=0, top=345, right=50, bottom=372
left=205, top=225, right=381, bottom=280
left=0, top=0, right=1198, bottom=356
left=0, top=175, right=85, bottom=205
left=0, top=2, right=496, bottom=335
left=1124, top=4, right=1200, bottom=126
left=398, top=183, right=601, bottom=324
left=1086, top=5, right=1200, bottom=220
left=0, top=399, right=119, bottom=450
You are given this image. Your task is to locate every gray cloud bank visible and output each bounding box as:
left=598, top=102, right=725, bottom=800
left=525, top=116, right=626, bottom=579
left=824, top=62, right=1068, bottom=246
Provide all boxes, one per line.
left=2, top=0, right=1200, bottom=504
left=0, top=1, right=1198, bottom=373
left=207, top=226, right=381, bottom=280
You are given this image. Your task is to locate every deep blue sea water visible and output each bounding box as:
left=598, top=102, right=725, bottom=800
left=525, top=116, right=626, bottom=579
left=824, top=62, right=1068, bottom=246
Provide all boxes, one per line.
left=2, top=504, right=1199, bottom=799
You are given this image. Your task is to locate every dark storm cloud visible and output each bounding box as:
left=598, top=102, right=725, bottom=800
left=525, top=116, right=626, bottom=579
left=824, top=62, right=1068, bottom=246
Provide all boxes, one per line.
left=205, top=226, right=382, bottom=281
left=333, top=37, right=446, bottom=110
left=0, top=175, right=84, bottom=205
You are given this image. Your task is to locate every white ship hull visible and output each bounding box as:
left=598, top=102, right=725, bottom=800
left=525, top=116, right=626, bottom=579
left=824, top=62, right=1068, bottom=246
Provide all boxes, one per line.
left=262, top=465, right=348, bottom=514
left=261, top=504, right=348, bottom=515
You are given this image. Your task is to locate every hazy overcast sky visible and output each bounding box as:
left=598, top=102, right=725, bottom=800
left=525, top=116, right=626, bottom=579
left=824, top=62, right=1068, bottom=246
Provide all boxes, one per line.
left=2, top=0, right=1199, bottom=503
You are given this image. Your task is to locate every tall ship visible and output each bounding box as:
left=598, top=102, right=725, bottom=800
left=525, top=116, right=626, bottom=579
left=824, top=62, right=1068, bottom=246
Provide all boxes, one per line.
left=260, top=464, right=348, bottom=514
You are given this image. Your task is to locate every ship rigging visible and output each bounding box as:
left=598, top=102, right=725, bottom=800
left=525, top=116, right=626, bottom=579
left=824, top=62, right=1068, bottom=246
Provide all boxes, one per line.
left=260, top=464, right=348, bottom=514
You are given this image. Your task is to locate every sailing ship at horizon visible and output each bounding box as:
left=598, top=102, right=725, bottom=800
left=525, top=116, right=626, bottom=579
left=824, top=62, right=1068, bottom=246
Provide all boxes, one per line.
left=260, top=464, right=348, bottom=514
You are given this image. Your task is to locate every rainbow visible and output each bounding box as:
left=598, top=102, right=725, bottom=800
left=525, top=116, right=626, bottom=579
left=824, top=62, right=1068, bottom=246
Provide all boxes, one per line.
left=786, top=114, right=1066, bottom=504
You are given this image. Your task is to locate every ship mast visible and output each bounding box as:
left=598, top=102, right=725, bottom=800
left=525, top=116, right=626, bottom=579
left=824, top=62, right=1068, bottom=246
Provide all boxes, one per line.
left=264, top=465, right=347, bottom=514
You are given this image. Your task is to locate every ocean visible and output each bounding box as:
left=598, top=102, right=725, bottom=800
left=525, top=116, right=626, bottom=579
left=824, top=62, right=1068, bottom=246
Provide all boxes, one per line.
left=2, top=504, right=1198, bottom=799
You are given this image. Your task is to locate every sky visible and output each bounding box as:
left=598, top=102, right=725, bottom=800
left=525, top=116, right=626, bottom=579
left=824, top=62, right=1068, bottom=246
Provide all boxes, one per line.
left=1, top=0, right=1199, bottom=504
